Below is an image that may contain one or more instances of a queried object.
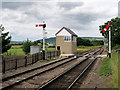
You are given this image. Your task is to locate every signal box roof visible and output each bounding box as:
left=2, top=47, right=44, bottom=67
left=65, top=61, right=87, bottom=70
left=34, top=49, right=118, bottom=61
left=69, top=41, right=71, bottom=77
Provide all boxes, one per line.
left=55, top=27, right=78, bottom=37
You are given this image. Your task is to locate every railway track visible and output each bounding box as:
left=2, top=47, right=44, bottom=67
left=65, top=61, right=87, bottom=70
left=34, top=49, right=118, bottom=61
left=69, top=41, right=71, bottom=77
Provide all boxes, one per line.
left=2, top=47, right=103, bottom=89
left=38, top=47, right=104, bottom=90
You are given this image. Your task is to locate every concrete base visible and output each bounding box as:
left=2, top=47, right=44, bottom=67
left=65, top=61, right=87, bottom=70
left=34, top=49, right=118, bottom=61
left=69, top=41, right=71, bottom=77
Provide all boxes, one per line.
left=60, top=54, right=75, bottom=58
left=95, top=55, right=107, bottom=58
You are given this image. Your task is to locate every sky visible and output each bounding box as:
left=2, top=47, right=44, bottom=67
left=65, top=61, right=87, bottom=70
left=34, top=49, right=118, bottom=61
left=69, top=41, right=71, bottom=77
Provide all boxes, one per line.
left=1, top=0, right=119, bottom=41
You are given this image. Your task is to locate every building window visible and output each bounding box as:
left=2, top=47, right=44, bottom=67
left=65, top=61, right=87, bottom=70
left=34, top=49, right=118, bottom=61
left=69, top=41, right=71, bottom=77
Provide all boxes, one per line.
left=64, top=36, right=71, bottom=41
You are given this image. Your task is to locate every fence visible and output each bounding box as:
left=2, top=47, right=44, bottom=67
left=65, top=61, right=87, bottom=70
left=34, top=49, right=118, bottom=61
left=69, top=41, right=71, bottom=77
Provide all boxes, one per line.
left=2, top=50, right=60, bottom=73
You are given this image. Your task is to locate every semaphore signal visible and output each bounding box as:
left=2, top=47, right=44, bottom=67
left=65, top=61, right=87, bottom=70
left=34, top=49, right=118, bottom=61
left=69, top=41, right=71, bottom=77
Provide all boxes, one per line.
left=102, top=21, right=112, bottom=58
left=35, top=22, right=46, bottom=60
left=35, top=24, right=46, bottom=28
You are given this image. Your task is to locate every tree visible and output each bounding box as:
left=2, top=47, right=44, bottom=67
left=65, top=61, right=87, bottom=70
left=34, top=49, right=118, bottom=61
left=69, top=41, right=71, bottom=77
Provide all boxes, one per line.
left=33, top=41, right=38, bottom=46
left=36, top=40, right=41, bottom=43
left=22, top=39, right=33, bottom=54
left=99, top=17, right=120, bottom=47
left=91, top=40, right=104, bottom=46
left=0, top=25, right=11, bottom=53
left=77, top=37, right=92, bottom=46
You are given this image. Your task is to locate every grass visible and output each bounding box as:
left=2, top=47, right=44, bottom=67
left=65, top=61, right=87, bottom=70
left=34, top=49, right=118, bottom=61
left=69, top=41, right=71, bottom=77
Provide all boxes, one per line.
left=6, top=45, right=101, bottom=57
left=40, top=56, right=59, bottom=62
left=45, top=47, right=56, bottom=51
left=99, top=57, right=112, bottom=76
left=77, top=45, right=101, bottom=53
left=45, top=56, right=59, bottom=61
left=7, top=45, right=25, bottom=56
left=7, top=48, right=25, bottom=56
left=99, top=51, right=119, bottom=88
left=6, top=45, right=56, bottom=57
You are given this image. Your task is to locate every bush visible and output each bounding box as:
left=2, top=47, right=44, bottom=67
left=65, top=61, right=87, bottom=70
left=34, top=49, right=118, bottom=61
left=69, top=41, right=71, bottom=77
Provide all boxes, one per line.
left=77, top=37, right=92, bottom=46
left=91, top=40, right=104, bottom=46
left=22, top=39, right=33, bottom=54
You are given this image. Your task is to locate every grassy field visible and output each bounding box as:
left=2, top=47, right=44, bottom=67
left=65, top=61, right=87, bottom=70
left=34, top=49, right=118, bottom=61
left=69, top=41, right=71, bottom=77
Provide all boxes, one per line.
left=77, top=45, right=101, bottom=53
left=99, top=48, right=119, bottom=88
left=6, top=45, right=101, bottom=57
left=6, top=45, right=56, bottom=56
left=7, top=45, right=25, bottom=56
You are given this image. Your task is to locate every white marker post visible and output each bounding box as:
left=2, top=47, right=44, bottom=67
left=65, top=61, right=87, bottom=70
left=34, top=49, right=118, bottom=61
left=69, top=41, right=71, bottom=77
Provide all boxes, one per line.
left=108, top=26, right=111, bottom=58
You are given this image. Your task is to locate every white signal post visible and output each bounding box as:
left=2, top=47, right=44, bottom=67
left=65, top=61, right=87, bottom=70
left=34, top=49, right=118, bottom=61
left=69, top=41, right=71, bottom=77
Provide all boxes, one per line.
left=102, top=21, right=112, bottom=58
left=42, top=21, right=46, bottom=60
left=42, top=22, right=46, bottom=60
left=43, top=22, right=45, bottom=51
left=35, top=22, right=46, bottom=60
left=108, top=26, right=111, bottom=58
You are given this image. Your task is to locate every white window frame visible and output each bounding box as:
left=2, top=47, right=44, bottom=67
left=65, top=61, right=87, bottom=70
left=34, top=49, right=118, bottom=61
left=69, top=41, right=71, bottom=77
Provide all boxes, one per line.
left=64, top=36, right=71, bottom=42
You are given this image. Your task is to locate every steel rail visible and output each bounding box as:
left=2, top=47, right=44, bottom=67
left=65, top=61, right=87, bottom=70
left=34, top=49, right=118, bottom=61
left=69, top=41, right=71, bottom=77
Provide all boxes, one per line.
left=37, top=48, right=103, bottom=90
left=2, top=47, right=97, bottom=82
left=3, top=46, right=100, bottom=82
left=2, top=57, right=78, bottom=90
left=2, top=47, right=102, bottom=90
left=67, top=47, right=104, bottom=90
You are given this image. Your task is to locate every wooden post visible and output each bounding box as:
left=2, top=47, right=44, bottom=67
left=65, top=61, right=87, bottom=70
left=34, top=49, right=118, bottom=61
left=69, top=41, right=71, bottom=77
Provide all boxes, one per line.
left=34, top=54, right=36, bottom=62
left=37, top=53, right=39, bottom=61
left=2, top=59, right=5, bottom=73
left=35, top=54, right=37, bottom=62
left=36, top=53, right=38, bottom=61
left=32, top=55, right=33, bottom=64
left=15, top=58, right=17, bottom=70
left=25, top=56, right=27, bottom=67
left=57, top=51, right=58, bottom=56
left=49, top=52, right=51, bottom=59
left=59, top=50, right=60, bottom=56
left=53, top=51, right=55, bottom=57
left=55, top=51, right=56, bottom=57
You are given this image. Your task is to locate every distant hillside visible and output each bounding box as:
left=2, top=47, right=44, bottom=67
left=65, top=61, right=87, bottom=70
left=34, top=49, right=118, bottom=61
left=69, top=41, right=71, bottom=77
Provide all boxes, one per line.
left=10, top=41, right=23, bottom=44
left=39, top=37, right=103, bottom=43
left=40, top=37, right=56, bottom=43
left=10, top=37, right=103, bottom=44
left=81, top=37, right=103, bottom=41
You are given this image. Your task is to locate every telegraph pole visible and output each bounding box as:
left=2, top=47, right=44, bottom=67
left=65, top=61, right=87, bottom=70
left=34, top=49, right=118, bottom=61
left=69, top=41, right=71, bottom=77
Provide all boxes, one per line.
left=108, top=26, right=111, bottom=58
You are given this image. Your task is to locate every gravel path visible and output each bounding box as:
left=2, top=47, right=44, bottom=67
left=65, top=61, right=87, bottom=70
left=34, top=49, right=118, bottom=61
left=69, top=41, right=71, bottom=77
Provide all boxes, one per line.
left=77, top=48, right=109, bottom=88
left=10, top=57, right=86, bottom=89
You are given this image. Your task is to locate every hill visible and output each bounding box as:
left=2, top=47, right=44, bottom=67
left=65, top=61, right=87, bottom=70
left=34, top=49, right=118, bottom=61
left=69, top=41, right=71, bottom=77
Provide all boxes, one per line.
left=10, top=37, right=103, bottom=44
left=39, top=37, right=103, bottom=43
left=10, top=41, right=23, bottom=44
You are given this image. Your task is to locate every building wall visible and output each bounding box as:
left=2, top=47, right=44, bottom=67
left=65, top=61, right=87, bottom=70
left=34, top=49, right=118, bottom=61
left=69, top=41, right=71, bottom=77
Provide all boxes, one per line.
left=56, top=36, right=77, bottom=54
left=72, top=42, right=77, bottom=54
left=30, top=46, right=41, bottom=55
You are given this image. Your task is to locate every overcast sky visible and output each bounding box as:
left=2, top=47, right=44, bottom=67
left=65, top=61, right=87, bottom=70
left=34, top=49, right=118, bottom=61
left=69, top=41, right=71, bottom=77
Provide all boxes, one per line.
left=1, top=0, right=119, bottom=41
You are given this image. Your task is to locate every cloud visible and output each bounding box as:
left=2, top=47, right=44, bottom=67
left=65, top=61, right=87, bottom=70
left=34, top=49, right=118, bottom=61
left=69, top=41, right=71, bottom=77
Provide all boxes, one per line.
left=2, top=2, right=33, bottom=9
left=118, top=1, right=120, bottom=18
left=1, top=0, right=118, bottom=41
left=57, top=2, right=84, bottom=10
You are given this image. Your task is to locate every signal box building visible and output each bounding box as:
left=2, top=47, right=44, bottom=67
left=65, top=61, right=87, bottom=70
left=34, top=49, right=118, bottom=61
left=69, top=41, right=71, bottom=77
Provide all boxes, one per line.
left=55, top=27, right=78, bottom=56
